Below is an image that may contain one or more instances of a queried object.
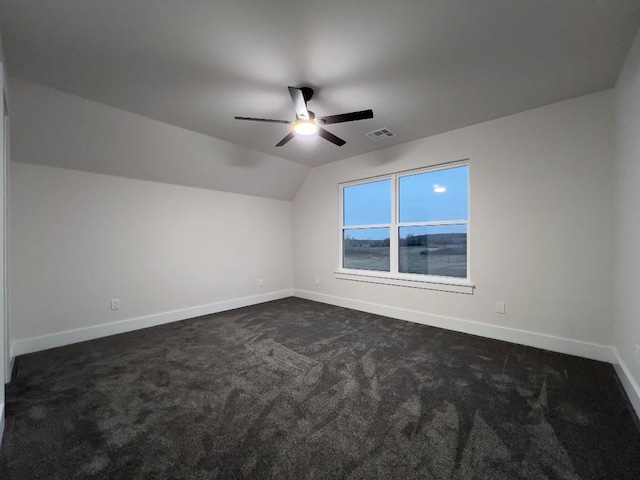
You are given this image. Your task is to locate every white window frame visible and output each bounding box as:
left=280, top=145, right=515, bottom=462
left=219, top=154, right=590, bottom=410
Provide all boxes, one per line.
left=335, top=160, right=474, bottom=294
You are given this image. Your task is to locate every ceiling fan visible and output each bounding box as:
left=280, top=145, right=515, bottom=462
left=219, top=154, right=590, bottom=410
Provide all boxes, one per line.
left=235, top=86, right=374, bottom=147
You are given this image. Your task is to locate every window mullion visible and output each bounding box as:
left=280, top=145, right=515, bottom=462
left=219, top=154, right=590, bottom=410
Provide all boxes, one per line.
left=338, top=185, right=344, bottom=270
left=389, top=173, right=399, bottom=274
left=397, top=220, right=468, bottom=228
left=343, top=223, right=392, bottom=230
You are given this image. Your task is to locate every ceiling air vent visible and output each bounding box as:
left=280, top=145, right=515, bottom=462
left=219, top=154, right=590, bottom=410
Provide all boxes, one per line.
left=366, top=127, right=395, bottom=141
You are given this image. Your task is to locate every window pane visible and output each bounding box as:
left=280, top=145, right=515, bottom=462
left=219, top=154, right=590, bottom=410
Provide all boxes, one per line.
left=399, top=165, right=468, bottom=223
left=343, top=179, right=391, bottom=226
left=399, top=225, right=467, bottom=278
left=343, top=228, right=390, bottom=271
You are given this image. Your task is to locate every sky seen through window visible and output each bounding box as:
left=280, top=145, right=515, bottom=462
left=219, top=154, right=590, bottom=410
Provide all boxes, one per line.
left=343, top=166, right=468, bottom=240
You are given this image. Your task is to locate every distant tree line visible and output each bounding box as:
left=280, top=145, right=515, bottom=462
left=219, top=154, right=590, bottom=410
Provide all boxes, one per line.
left=344, top=233, right=466, bottom=249
left=344, top=237, right=390, bottom=248
left=400, top=233, right=466, bottom=247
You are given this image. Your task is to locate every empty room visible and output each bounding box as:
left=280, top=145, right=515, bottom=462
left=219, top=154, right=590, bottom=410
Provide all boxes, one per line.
left=0, top=1, right=640, bottom=478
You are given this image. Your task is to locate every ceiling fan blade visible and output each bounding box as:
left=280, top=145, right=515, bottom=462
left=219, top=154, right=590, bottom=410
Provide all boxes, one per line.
left=275, top=132, right=295, bottom=147
left=318, top=127, right=346, bottom=146
left=288, top=86, right=310, bottom=121
left=235, top=116, right=292, bottom=124
left=317, top=109, right=374, bottom=125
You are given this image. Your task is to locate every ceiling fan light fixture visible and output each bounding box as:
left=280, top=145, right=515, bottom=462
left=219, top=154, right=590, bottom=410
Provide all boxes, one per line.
left=293, top=120, right=318, bottom=135
left=235, top=86, right=371, bottom=146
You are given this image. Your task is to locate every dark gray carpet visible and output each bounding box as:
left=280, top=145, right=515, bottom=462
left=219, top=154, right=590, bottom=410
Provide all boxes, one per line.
left=1, top=297, right=639, bottom=479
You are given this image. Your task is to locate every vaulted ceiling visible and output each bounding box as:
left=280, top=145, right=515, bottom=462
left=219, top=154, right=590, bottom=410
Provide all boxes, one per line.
left=1, top=0, right=640, bottom=168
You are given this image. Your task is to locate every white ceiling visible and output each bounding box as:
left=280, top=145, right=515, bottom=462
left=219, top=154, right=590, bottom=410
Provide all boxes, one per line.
left=1, top=0, right=639, bottom=169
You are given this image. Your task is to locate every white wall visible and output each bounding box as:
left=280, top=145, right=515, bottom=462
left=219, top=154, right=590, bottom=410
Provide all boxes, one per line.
left=10, top=162, right=293, bottom=343
left=8, top=78, right=309, bottom=202
left=293, top=90, right=615, bottom=356
left=0, top=27, right=6, bottom=445
left=6, top=77, right=299, bottom=357
left=614, top=30, right=640, bottom=406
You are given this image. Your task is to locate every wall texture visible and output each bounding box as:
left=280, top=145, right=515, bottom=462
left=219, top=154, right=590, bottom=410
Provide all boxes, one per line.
left=10, top=162, right=293, bottom=342
left=293, top=90, right=614, bottom=352
left=614, top=31, right=640, bottom=391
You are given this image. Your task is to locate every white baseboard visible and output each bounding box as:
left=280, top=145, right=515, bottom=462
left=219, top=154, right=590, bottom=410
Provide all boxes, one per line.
left=0, top=402, right=4, bottom=450
left=6, top=355, right=14, bottom=384
left=293, top=289, right=615, bottom=363
left=612, top=348, right=640, bottom=420
left=11, top=289, right=293, bottom=360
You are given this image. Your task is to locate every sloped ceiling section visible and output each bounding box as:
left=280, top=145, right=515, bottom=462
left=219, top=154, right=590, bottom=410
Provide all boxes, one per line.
left=1, top=0, right=639, bottom=170
left=8, top=79, right=309, bottom=201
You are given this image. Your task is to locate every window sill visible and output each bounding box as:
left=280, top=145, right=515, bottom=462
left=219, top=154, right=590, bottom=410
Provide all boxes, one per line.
left=334, top=270, right=475, bottom=294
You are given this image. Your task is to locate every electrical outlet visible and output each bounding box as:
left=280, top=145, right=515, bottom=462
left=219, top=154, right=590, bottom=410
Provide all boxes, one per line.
left=258, top=278, right=264, bottom=287
left=315, top=277, right=320, bottom=285
left=496, top=301, right=506, bottom=314
left=111, top=299, right=120, bottom=310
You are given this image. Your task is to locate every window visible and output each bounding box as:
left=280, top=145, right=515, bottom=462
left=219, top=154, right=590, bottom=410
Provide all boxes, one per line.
left=337, top=162, right=472, bottom=293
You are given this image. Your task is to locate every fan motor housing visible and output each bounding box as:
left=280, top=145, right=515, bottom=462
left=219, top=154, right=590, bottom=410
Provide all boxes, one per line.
left=300, top=87, right=314, bottom=103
